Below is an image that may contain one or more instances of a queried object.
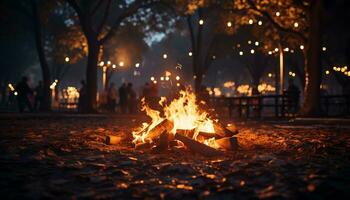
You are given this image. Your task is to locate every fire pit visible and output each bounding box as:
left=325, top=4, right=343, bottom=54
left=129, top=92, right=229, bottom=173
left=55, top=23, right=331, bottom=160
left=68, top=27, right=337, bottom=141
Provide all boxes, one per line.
left=130, top=90, right=238, bottom=156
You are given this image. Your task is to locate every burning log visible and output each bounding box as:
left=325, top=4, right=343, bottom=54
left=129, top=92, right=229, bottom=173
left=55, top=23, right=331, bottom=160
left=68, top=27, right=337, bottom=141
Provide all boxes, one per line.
left=135, top=142, right=153, bottom=150
left=176, top=129, right=195, bottom=138
left=105, top=135, right=122, bottom=145
left=215, top=137, right=238, bottom=151
left=213, top=122, right=238, bottom=138
left=174, top=134, right=223, bottom=157
left=146, top=119, right=174, bottom=141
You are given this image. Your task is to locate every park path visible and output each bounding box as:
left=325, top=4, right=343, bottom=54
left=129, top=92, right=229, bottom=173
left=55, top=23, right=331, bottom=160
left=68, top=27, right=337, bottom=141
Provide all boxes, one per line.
left=0, top=114, right=349, bottom=199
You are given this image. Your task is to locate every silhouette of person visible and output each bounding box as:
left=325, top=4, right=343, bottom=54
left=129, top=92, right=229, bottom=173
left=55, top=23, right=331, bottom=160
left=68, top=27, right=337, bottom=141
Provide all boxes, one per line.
left=34, top=81, right=44, bottom=111
left=107, top=82, right=118, bottom=112
left=16, top=76, right=33, bottom=112
left=142, top=82, right=151, bottom=102
left=78, top=80, right=87, bottom=112
left=286, top=78, right=300, bottom=113
left=127, top=83, right=137, bottom=114
left=119, top=83, right=128, bottom=114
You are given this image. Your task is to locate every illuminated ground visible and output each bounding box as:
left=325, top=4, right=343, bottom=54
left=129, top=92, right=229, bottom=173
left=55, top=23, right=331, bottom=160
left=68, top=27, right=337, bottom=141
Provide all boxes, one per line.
left=0, top=114, right=349, bottom=199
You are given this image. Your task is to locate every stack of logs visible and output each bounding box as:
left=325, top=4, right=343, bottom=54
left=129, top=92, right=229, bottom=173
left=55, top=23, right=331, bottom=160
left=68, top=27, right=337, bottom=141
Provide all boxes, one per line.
left=106, top=119, right=239, bottom=157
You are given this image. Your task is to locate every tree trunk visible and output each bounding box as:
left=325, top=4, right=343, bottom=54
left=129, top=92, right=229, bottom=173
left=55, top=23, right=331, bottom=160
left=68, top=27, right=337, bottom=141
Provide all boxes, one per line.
left=30, top=0, right=51, bottom=111
left=301, top=0, right=323, bottom=116
left=85, top=36, right=99, bottom=112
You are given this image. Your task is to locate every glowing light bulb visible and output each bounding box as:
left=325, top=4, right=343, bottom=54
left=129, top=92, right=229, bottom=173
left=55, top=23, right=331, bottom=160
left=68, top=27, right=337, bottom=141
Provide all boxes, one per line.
left=248, top=19, right=253, bottom=24
left=119, top=61, right=124, bottom=67
left=163, top=54, right=167, bottom=59
left=274, top=48, right=279, bottom=52
left=322, top=47, right=327, bottom=51
left=176, top=76, right=180, bottom=81
left=135, top=63, right=140, bottom=68
left=250, top=49, right=255, bottom=54
left=199, top=19, right=204, bottom=25
left=227, top=21, right=232, bottom=27
left=275, top=12, right=280, bottom=17
left=188, top=51, right=193, bottom=56
left=325, top=70, right=330, bottom=75
left=294, top=22, right=299, bottom=28
left=300, top=45, right=304, bottom=50
left=150, top=76, right=155, bottom=81
left=239, top=51, right=244, bottom=56
left=258, top=20, right=263, bottom=26
left=255, top=41, right=259, bottom=46
left=65, top=57, right=70, bottom=62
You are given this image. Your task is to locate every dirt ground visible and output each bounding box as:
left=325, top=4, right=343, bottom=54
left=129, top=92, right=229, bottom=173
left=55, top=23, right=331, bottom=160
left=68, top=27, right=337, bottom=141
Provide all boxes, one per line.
left=0, top=114, right=349, bottom=199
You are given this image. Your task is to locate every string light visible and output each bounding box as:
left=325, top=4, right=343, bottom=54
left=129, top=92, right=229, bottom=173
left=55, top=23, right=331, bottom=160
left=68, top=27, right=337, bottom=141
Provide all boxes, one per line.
left=248, top=19, right=254, bottom=24
left=199, top=19, right=204, bottom=25
left=188, top=51, right=193, bottom=56
left=150, top=76, right=155, bottom=81
left=119, top=61, right=124, bottom=67
left=163, top=54, right=167, bottom=59
left=135, top=63, right=140, bottom=68
left=112, top=64, right=116, bottom=69
left=274, top=48, right=279, bottom=52
left=275, top=12, right=280, bottom=17
left=227, top=21, right=232, bottom=27
left=300, top=45, right=304, bottom=50
left=160, top=76, right=164, bottom=81
left=65, top=57, right=70, bottom=62
left=322, top=47, right=327, bottom=51
left=268, top=51, right=273, bottom=55
left=284, top=47, right=289, bottom=52
left=248, top=40, right=252, bottom=44
left=268, top=73, right=273, bottom=77
left=258, top=20, right=263, bottom=26
left=325, top=70, right=330, bottom=75
left=254, top=41, right=259, bottom=46
left=250, top=49, right=255, bottom=54
left=107, top=60, right=111, bottom=65
left=293, top=22, right=299, bottom=28
left=239, top=51, right=244, bottom=56
left=176, top=76, right=180, bottom=81
left=99, top=61, right=104, bottom=66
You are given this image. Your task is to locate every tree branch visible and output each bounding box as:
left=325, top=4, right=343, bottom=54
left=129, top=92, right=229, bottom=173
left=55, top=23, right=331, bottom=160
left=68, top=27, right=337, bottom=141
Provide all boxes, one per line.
left=246, top=0, right=308, bottom=43
left=91, top=0, right=104, bottom=15
left=96, top=0, right=111, bottom=34
left=99, top=0, right=158, bottom=45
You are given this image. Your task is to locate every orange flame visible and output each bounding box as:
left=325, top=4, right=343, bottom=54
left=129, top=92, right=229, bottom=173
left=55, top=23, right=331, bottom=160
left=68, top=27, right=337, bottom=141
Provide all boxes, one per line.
left=133, top=90, right=217, bottom=147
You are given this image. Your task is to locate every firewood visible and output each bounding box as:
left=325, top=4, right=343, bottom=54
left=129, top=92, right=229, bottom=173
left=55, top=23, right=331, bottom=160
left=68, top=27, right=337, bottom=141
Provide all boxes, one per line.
left=146, top=119, right=174, bottom=140
left=176, top=129, right=195, bottom=138
left=174, top=134, right=223, bottom=157
left=215, top=137, right=238, bottom=151
left=105, top=135, right=122, bottom=145
left=213, top=122, right=238, bottom=137
left=135, top=142, right=153, bottom=150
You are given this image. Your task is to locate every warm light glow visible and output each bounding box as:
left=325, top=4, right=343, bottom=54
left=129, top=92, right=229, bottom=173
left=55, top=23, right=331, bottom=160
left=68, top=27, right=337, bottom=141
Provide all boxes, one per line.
left=268, top=51, right=273, bottom=55
left=150, top=76, right=155, bottom=81
left=268, top=73, right=273, bottom=77
left=188, top=51, right=193, bottom=56
left=325, top=70, right=330, bottom=75
left=176, top=83, right=180, bottom=87
left=132, top=90, right=217, bottom=147
left=239, top=51, right=244, bottom=56
left=8, top=83, right=15, bottom=91
left=213, top=88, right=222, bottom=97
left=165, top=71, right=171, bottom=77
left=14, top=91, right=18, bottom=96
left=258, top=83, right=276, bottom=94
left=175, top=76, right=180, bottom=81
left=119, top=61, right=124, bottom=67
left=258, top=20, right=263, bottom=26
left=153, top=80, right=157, bottom=84
left=322, top=47, right=327, bottom=51
left=112, top=64, right=116, bottom=69
left=284, top=47, right=289, bottom=52
left=165, top=76, right=170, bottom=81
left=199, top=19, right=204, bottom=25
left=107, top=60, right=111, bottom=65
left=237, top=85, right=252, bottom=96
left=275, top=12, right=280, bottom=17
left=163, top=54, right=168, bottom=59
left=248, top=19, right=253, bottom=24
left=65, top=57, right=70, bottom=62
left=212, top=55, right=216, bottom=59
left=135, top=63, right=140, bottom=68
left=223, top=81, right=235, bottom=88
left=250, top=49, right=255, bottom=54
left=255, top=41, right=259, bottom=46
left=274, top=48, right=279, bottom=52
left=99, top=61, right=105, bottom=66
left=248, top=40, right=252, bottom=44
left=160, top=76, right=164, bottom=81
left=293, top=22, right=299, bottom=28
left=300, top=45, right=304, bottom=50
left=227, top=21, right=232, bottom=27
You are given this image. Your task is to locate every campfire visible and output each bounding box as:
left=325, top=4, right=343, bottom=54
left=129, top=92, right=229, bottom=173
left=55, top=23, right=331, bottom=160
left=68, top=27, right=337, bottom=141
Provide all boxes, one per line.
left=131, top=90, right=238, bottom=156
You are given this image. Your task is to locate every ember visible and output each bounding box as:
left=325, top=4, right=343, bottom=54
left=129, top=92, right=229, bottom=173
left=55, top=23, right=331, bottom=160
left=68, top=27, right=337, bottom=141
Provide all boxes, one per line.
left=132, top=90, right=237, bottom=155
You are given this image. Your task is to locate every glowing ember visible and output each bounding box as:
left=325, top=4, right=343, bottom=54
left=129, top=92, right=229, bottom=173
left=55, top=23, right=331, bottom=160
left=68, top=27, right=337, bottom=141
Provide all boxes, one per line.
left=133, top=90, right=218, bottom=148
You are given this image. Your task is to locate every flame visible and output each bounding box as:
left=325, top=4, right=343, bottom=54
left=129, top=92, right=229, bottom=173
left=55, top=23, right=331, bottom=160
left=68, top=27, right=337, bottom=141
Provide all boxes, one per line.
left=133, top=90, right=217, bottom=147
